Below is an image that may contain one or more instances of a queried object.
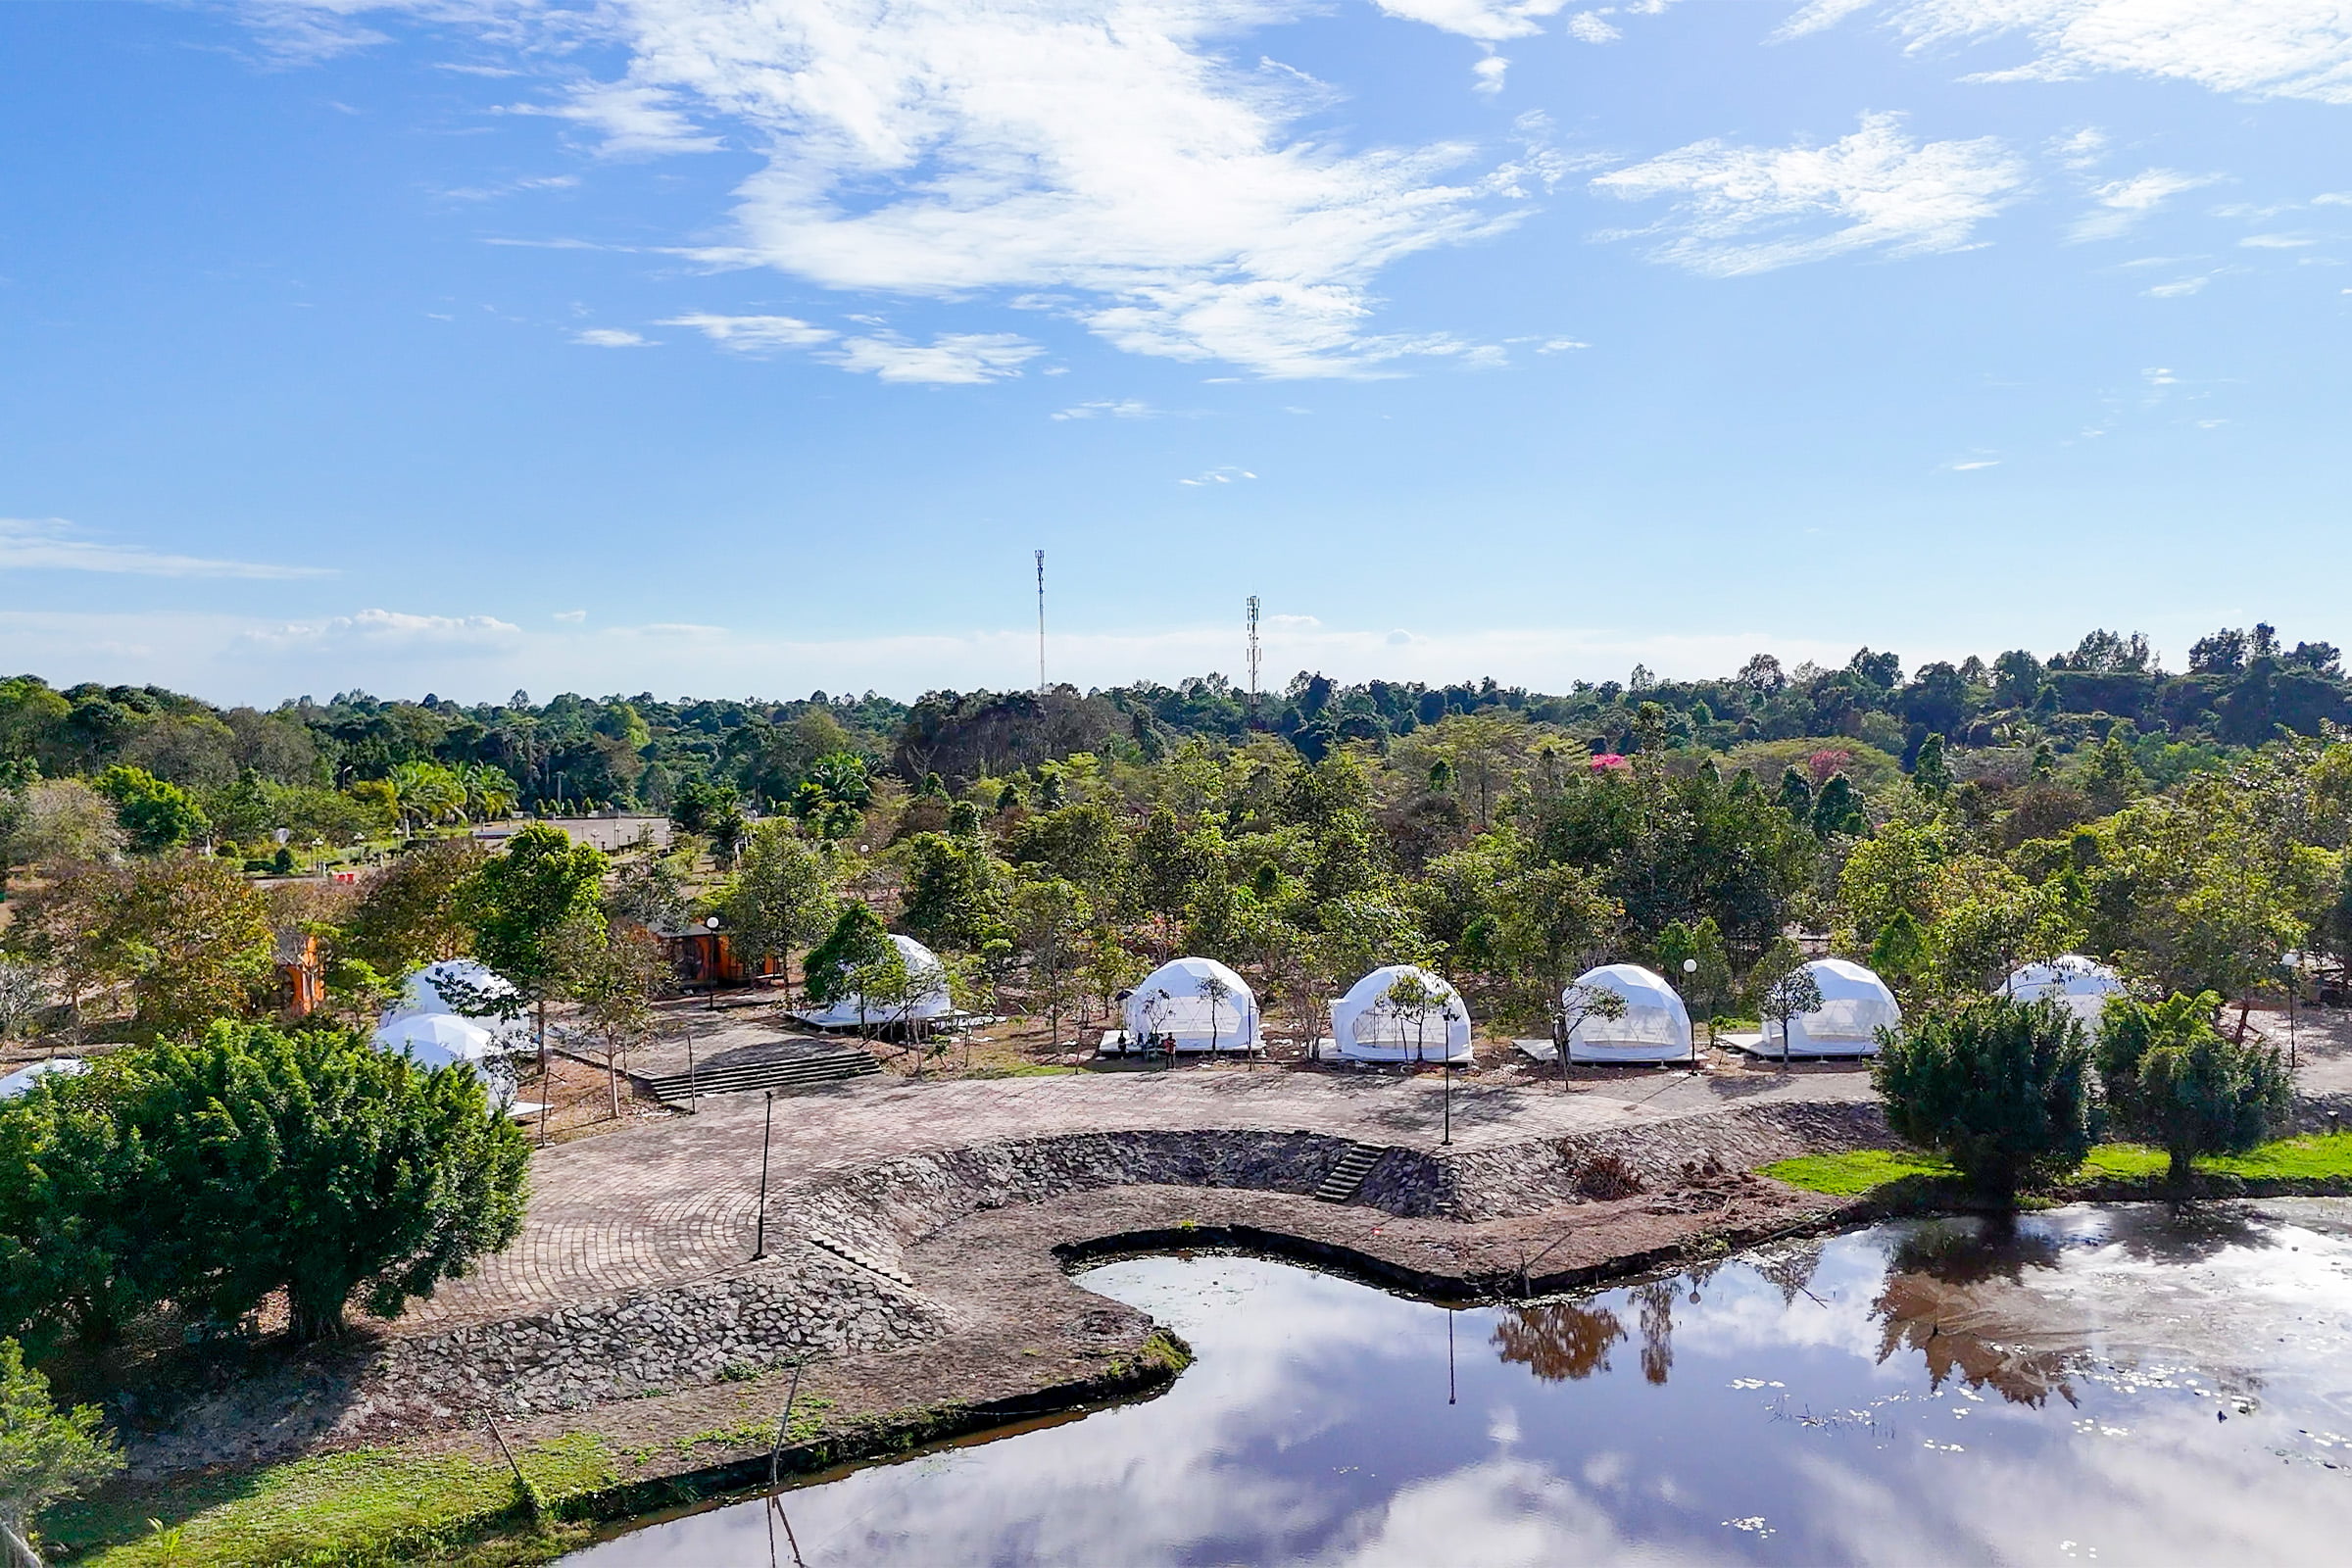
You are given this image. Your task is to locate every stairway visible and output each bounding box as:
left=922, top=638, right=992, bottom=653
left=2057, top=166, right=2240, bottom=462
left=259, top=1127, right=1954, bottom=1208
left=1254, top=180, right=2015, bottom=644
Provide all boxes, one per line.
left=645, top=1050, right=880, bottom=1104
left=1315, top=1142, right=1387, bottom=1203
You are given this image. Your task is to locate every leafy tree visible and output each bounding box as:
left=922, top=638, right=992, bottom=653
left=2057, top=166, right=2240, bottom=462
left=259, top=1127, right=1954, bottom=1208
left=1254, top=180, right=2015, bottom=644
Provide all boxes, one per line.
left=1752, top=943, right=1823, bottom=1063
left=1775, top=767, right=1813, bottom=822
left=339, top=838, right=488, bottom=978
left=1383, top=969, right=1456, bottom=1065
left=790, top=753, right=873, bottom=843
left=129, top=1022, right=531, bottom=1339
left=1810, top=774, right=1866, bottom=838
left=1875, top=997, right=2097, bottom=1200
left=92, top=765, right=206, bottom=856
left=1009, top=876, right=1092, bottom=1047
left=667, top=775, right=739, bottom=837
left=898, top=830, right=1008, bottom=952
left=1552, top=982, right=1629, bottom=1090
left=385, top=760, right=466, bottom=834
left=0, top=1071, right=154, bottom=1350
left=564, top=924, right=669, bottom=1120
left=714, top=820, right=834, bottom=994
left=803, top=904, right=894, bottom=1007
left=0, top=1336, right=122, bottom=1568
left=107, top=857, right=275, bottom=1039
left=2096, top=992, right=2292, bottom=1183
left=0, top=960, right=49, bottom=1047
left=464, top=823, right=609, bottom=1051
left=1495, top=858, right=1620, bottom=1022
left=1910, top=733, right=1952, bottom=796
left=1868, top=908, right=1931, bottom=1003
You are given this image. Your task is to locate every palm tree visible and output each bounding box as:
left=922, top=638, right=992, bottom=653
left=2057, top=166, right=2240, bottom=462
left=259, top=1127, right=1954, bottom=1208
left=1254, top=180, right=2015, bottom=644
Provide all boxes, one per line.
left=386, top=761, right=465, bottom=836
left=462, top=763, right=518, bottom=822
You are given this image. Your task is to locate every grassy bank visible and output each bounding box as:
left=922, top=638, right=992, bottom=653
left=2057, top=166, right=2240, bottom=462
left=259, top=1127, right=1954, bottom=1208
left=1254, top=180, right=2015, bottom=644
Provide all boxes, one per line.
left=1763, top=1131, right=2352, bottom=1198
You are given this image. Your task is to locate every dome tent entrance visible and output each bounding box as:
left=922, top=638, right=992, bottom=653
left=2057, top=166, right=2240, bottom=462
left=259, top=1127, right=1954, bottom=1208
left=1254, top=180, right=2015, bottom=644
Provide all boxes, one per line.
left=1120, top=957, right=1260, bottom=1054
left=2002, top=955, right=2126, bottom=1027
left=1330, top=965, right=1471, bottom=1063
left=1566, top=964, right=1692, bottom=1064
left=1765, top=957, right=1900, bottom=1058
left=792, top=934, right=954, bottom=1030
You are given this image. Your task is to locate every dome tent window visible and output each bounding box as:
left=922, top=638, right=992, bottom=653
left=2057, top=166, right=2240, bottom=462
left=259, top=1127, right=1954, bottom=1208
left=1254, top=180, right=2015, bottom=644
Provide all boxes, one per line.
left=1565, top=963, right=1693, bottom=1065
left=1765, top=957, right=1900, bottom=1059
left=1330, top=964, right=1472, bottom=1063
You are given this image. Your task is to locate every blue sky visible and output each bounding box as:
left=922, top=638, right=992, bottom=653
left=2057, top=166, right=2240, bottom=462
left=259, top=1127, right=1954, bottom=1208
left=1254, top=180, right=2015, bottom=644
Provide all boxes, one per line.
left=3, top=0, right=2348, bottom=705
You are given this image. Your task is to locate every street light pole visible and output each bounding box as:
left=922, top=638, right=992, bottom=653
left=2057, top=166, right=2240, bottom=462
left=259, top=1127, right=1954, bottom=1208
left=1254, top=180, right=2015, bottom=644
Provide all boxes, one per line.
left=1683, top=957, right=1700, bottom=1068
left=753, top=1090, right=775, bottom=1260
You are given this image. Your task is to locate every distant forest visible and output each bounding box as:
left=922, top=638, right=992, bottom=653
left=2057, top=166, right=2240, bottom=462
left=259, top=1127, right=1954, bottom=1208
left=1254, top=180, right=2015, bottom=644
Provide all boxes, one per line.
left=1, top=621, right=2341, bottom=816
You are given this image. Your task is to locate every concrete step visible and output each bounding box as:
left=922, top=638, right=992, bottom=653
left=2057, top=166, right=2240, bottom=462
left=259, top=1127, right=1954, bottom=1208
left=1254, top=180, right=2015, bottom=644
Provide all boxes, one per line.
left=646, top=1051, right=880, bottom=1103
left=1315, top=1142, right=1387, bottom=1203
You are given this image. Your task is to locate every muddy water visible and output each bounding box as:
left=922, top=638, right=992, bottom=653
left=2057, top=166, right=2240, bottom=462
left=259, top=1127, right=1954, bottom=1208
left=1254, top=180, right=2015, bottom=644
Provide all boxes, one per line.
left=567, top=1201, right=2352, bottom=1565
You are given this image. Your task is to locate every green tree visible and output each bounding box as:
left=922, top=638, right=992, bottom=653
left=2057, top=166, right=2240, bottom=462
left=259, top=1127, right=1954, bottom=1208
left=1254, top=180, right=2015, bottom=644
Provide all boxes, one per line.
left=93, top=765, right=206, bottom=856
left=790, top=753, right=872, bottom=843
left=2096, top=992, right=2293, bottom=1184
left=385, top=761, right=466, bottom=834
left=0, top=1070, right=155, bottom=1351
left=1809, top=774, right=1866, bottom=838
left=1874, top=996, right=2097, bottom=1200
left=0, top=1336, right=122, bottom=1568
left=108, top=857, right=275, bottom=1039
left=1868, top=908, right=1931, bottom=1003
left=1009, top=876, right=1092, bottom=1048
left=339, top=839, right=488, bottom=978
left=803, top=904, right=894, bottom=1008
left=564, top=924, right=669, bottom=1120
left=130, top=1022, right=531, bottom=1339
left=464, top=823, right=609, bottom=1053
left=715, top=821, right=836, bottom=996
left=898, top=831, right=1009, bottom=953
left=1495, top=859, right=1621, bottom=1023
left=1911, top=733, right=1952, bottom=797
left=1751, top=943, right=1823, bottom=1064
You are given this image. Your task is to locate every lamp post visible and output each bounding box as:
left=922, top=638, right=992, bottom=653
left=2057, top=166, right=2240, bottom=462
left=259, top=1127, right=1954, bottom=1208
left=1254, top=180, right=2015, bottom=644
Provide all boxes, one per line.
left=1683, top=957, right=1700, bottom=1068
left=707, top=913, right=722, bottom=1010
left=1441, top=1003, right=1459, bottom=1147
left=753, top=1090, right=775, bottom=1259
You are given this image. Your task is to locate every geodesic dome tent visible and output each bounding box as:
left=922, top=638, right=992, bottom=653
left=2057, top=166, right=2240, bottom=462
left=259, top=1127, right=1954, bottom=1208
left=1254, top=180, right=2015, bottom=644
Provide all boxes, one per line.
left=1123, top=956, right=1260, bottom=1053
left=0, top=1057, right=87, bottom=1101
left=1764, top=957, right=1900, bottom=1058
left=2002, top=955, right=2127, bottom=1027
left=795, top=933, right=955, bottom=1028
left=382, top=958, right=532, bottom=1053
left=1566, top=963, right=1693, bottom=1064
left=368, top=1011, right=519, bottom=1108
left=1330, top=964, right=1472, bottom=1063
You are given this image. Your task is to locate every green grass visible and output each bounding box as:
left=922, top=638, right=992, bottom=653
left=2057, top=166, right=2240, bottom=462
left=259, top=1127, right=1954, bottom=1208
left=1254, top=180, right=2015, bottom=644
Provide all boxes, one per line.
left=1759, top=1149, right=1952, bottom=1195
left=1765, top=1133, right=2352, bottom=1197
left=48, top=1433, right=616, bottom=1567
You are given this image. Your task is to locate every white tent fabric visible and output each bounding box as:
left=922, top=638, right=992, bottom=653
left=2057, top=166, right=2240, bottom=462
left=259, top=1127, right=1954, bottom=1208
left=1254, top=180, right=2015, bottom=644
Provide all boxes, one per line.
left=386, top=959, right=531, bottom=1050
left=1566, top=964, right=1693, bottom=1064
left=1765, top=957, right=1900, bottom=1058
left=1123, top=957, right=1260, bottom=1053
left=369, top=1011, right=517, bottom=1107
left=0, top=1057, right=87, bottom=1101
left=2002, top=956, right=2126, bottom=1027
left=795, top=934, right=955, bottom=1028
left=1330, top=965, right=1472, bottom=1062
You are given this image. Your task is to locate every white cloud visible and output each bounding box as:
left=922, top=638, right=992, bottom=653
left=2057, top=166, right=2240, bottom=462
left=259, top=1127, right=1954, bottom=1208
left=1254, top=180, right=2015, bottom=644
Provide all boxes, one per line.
left=826, top=332, right=1043, bottom=383
left=2046, top=125, right=2108, bottom=169
left=1538, top=336, right=1591, bottom=352
left=1179, top=466, right=1257, bottom=485
left=1367, top=0, right=1569, bottom=43
left=2315, top=191, right=2352, bottom=206
left=1805, top=1, right=2352, bottom=104
left=1591, top=111, right=2027, bottom=275
left=243, top=608, right=524, bottom=652
left=1472, top=54, right=1511, bottom=93
left=572, top=326, right=652, bottom=347
left=1567, top=12, right=1623, bottom=42
left=2144, top=274, right=2210, bottom=296
left=259, top=0, right=1529, bottom=378
left=0, top=516, right=332, bottom=579
left=2240, top=231, right=2316, bottom=246
left=658, top=312, right=836, bottom=352
left=1944, top=457, right=2000, bottom=470
left=1776, top=0, right=1880, bottom=37
left=2068, top=169, right=2218, bottom=241
left=552, top=609, right=588, bottom=621
left=1052, top=399, right=1156, bottom=419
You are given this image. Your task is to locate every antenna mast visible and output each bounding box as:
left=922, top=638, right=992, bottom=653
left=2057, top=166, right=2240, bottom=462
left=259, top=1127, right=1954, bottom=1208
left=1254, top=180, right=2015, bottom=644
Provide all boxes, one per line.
left=1035, top=550, right=1047, bottom=696
left=1246, top=595, right=1261, bottom=720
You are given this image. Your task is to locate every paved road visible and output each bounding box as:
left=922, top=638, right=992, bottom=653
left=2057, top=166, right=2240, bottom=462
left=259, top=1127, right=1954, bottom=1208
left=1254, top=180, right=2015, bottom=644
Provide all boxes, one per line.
left=402, top=1060, right=1873, bottom=1330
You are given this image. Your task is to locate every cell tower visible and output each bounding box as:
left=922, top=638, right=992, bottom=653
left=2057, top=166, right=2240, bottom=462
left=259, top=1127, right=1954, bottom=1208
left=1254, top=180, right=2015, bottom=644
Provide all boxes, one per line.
left=1035, top=549, right=1048, bottom=696
left=1246, top=595, right=1262, bottom=718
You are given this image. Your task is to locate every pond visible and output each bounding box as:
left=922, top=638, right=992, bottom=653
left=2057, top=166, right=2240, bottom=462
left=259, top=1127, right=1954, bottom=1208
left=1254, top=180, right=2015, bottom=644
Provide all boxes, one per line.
left=567, top=1201, right=2352, bottom=1565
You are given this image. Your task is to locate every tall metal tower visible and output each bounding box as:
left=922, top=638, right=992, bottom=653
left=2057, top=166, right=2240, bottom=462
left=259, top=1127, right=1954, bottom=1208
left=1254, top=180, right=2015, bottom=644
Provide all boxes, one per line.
left=1246, top=595, right=1262, bottom=718
left=1035, top=550, right=1048, bottom=696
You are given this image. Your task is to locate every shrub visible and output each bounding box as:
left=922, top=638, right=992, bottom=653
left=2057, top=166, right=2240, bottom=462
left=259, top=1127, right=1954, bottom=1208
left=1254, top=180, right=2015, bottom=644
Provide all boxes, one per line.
left=1874, top=995, right=2098, bottom=1201
left=2096, top=991, right=2291, bottom=1183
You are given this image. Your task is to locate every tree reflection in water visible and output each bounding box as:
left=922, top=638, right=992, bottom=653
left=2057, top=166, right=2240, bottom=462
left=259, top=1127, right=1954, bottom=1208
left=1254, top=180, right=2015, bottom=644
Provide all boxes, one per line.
left=1871, top=1216, right=2080, bottom=1406
left=1491, top=1299, right=1626, bottom=1381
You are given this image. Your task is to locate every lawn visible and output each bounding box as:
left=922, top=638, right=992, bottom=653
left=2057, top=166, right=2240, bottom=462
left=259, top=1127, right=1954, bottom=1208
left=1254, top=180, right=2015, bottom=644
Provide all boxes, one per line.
left=1765, top=1132, right=2352, bottom=1197
left=46, top=1433, right=615, bottom=1567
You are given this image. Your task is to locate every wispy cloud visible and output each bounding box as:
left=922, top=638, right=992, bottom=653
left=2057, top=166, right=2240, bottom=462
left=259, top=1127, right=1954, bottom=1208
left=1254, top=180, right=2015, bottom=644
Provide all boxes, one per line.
left=2069, top=169, right=2219, bottom=242
left=1592, top=112, right=2027, bottom=275
left=242, top=608, right=522, bottom=652
left=572, top=327, right=651, bottom=347
left=826, top=333, right=1043, bottom=384
left=1052, top=399, right=1156, bottom=419
left=253, top=0, right=1535, bottom=378
left=658, top=312, right=835, bottom=352
left=2240, top=232, right=2316, bottom=248
left=1796, top=1, right=2352, bottom=105
left=1179, top=466, right=1256, bottom=486
left=0, top=517, right=332, bottom=579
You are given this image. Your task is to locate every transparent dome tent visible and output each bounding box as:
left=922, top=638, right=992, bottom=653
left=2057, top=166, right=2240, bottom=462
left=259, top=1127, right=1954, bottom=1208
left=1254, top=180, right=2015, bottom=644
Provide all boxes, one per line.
left=1764, top=957, right=1901, bottom=1058
left=1329, top=964, right=1472, bottom=1063
left=1566, top=963, right=1693, bottom=1064
left=1117, top=957, right=1260, bottom=1054
left=793, top=933, right=955, bottom=1029
left=2001, top=955, right=2126, bottom=1027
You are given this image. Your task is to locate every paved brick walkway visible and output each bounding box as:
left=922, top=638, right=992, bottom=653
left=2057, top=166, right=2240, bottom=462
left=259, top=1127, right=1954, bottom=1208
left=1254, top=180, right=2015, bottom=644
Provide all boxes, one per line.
left=402, top=1061, right=1873, bottom=1331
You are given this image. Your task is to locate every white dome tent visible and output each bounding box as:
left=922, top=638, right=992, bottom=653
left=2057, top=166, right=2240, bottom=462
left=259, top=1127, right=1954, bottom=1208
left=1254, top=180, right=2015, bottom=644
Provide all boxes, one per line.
left=1120, top=957, right=1260, bottom=1054
left=388, top=958, right=520, bottom=1026
left=2002, top=956, right=2126, bottom=1028
left=1330, top=965, right=1472, bottom=1063
left=369, top=1011, right=518, bottom=1109
left=0, top=1057, right=87, bottom=1101
left=1566, top=964, right=1693, bottom=1064
left=1764, top=957, right=1900, bottom=1058
left=793, top=934, right=955, bottom=1030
